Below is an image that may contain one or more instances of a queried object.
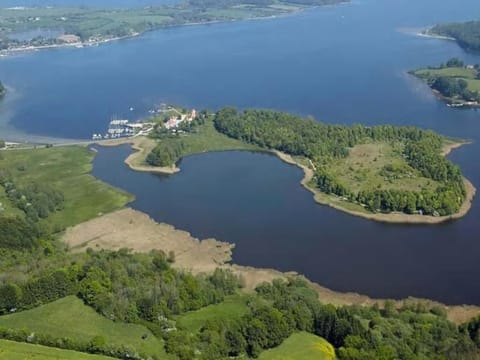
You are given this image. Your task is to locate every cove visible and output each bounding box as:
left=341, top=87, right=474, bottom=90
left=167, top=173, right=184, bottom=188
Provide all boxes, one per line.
left=92, top=145, right=480, bottom=305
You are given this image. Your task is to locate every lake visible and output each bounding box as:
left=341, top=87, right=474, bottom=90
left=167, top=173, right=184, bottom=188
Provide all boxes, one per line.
left=2, top=0, right=480, bottom=304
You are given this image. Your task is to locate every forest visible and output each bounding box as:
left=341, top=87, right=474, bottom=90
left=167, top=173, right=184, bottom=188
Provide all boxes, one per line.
left=213, top=108, right=466, bottom=216
left=0, top=81, right=4, bottom=96
left=0, top=247, right=479, bottom=360
left=430, top=20, right=480, bottom=51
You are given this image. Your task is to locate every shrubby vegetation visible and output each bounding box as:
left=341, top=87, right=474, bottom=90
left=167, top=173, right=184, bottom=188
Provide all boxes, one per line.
left=0, top=249, right=241, bottom=320
left=0, top=146, right=132, bottom=250
left=0, top=247, right=478, bottom=359
left=146, top=114, right=259, bottom=167
left=165, top=278, right=480, bottom=359
left=431, top=21, right=480, bottom=51
left=214, top=108, right=466, bottom=216
left=411, top=57, right=480, bottom=103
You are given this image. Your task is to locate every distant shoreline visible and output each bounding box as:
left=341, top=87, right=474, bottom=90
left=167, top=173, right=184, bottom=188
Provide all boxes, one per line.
left=0, top=2, right=347, bottom=58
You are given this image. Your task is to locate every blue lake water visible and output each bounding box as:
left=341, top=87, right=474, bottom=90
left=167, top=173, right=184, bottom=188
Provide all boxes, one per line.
left=2, top=0, right=480, bottom=304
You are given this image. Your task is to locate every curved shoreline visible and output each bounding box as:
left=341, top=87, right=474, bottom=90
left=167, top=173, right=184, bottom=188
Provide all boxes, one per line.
left=97, top=137, right=180, bottom=174
left=102, top=136, right=476, bottom=224
left=272, top=149, right=476, bottom=225
left=61, top=207, right=480, bottom=324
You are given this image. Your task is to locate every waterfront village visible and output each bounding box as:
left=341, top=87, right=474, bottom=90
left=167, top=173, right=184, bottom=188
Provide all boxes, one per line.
left=91, top=105, right=197, bottom=140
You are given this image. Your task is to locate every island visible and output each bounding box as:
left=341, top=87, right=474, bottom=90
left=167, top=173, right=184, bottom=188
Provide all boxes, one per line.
left=0, top=143, right=479, bottom=360
left=104, top=106, right=474, bottom=224
left=0, top=0, right=348, bottom=54
left=410, top=57, right=480, bottom=108
left=426, top=20, right=480, bottom=52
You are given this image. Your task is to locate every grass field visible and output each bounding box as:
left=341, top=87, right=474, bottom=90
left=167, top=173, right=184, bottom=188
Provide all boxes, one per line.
left=149, top=118, right=261, bottom=166
left=175, top=294, right=249, bottom=333
left=0, top=296, right=168, bottom=359
left=258, top=332, right=335, bottom=360
left=412, top=66, right=480, bottom=100
left=327, top=142, right=439, bottom=193
left=414, top=67, right=476, bottom=78
left=0, top=146, right=133, bottom=229
left=0, top=339, right=115, bottom=360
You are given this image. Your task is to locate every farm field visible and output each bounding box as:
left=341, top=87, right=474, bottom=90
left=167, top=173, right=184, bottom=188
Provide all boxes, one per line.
left=0, top=296, right=168, bottom=359
left=258, top=332, right=336, bottom=360
left=0, top=339, right=115, bottom=360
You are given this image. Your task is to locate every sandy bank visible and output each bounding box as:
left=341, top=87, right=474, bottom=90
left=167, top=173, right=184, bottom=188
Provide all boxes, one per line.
left=63, top=208, right=231, bottom=273
left=98, top=137, right=179, bottom=174
left=61, top=207, right=480, bottom=324
left=272, top=147, right=476, bottom=225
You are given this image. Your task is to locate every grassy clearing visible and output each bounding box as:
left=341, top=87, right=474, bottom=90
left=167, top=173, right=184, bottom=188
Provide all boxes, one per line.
left=412, top=66, right=480, bottom=97
left=258, top=332, right=335, bottom=360
left=149, top=118, right=261, bottom=166
left=0, top=296, right=168, bottom=359
left=175, top=294, right=249, bottom=333
left=0, top=339, right=115, bottom=360
left=327, top=142, right=440, bottom=193
left=0, top=146, right=133, bottom=229
left=414, top=67, right=476, bottom=78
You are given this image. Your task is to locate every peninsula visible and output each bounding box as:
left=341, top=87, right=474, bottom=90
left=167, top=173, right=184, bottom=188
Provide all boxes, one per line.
left=0, top=0, right=348, bottom=54
left=425, top=19, right=480, bottom=52
left=0, top=144, right=479, bottom=360
left=105, top=106, right=474, bottom=224
left=410, top=57, right=480, bottom=108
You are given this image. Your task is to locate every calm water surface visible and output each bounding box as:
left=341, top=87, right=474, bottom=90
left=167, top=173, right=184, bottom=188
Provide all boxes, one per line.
left=2, top=0, right=480, bottom=304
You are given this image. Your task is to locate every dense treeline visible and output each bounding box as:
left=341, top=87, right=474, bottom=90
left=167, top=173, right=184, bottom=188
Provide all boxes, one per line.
left=0, top=249, right=240, bottom=322
left=431, top=21, right=480, bottom=51
left=0, top=248, right=479, bottom=359
left=2, top=181, right=64, bottom=222
left=0, top=172, right=64, bottom=249
left=146, top=114, right=207, bottom=166
left=146, top=140, right=186, bottom=167
left=214, top=108, right=466, bottom=216
left=0, top=81, right=5, bottom=96
left=0, top=217, right=38, bottom=249
left=165, top=279, right=480, bottom=359
left=414, top=58, right=480, bottom=102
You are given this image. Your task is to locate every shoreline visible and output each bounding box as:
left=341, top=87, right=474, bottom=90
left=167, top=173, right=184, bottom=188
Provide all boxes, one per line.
left=0, top=2, right=349, bottom=58
left=0, top=33, right=140, bottom=58
left=61, top=207, right=480, bottom=324
left=416, top=28, right=456, bottom=41
left=96, top=137, right=180, bottom=174
left=272, top=147, right=476, bottom=224
left=102, top=136, right=476, bottom=224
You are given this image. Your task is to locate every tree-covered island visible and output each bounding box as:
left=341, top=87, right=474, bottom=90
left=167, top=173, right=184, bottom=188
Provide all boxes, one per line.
left=0, top=0, right=348, bottom=53
left=143, top=107, right=473, bottom=222
left=426, top=20, right=480, bottom=52
left=410, top=58, right=480, bottom=107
